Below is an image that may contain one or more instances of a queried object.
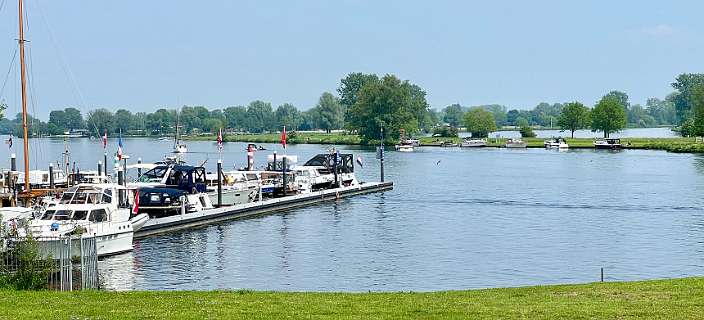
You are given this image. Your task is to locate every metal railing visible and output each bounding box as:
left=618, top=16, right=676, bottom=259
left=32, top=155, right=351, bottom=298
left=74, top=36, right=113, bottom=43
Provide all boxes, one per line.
left=1, top=235, right=99, bottom=291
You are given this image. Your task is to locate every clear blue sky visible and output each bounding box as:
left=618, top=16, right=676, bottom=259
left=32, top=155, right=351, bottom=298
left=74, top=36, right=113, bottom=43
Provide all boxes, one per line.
left=0, top=0, right=702, bottom=119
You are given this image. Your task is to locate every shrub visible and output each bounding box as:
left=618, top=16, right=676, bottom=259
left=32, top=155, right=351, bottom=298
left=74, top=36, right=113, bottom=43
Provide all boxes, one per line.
left=520, top=125, right=536, bottom=138
left=0, top=235, right=53, bottom=290
left=432, top=126, right=458, bottom=137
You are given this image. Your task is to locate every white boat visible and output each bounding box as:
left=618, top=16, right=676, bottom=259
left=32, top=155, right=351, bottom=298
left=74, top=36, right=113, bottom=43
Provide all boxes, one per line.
left=24, top=184, right=149, bottom=257
left=16, top=170, right=68, bottom=188
left=404, top=138, right=420, bottom=147
left=460, top=138, right=487, bottom=147
left=505, top=138, right=527, bottom=148
left=205, top=171, right=257, bottom=205
left=544, top=138, right=569, bottom=149
left=594, top=138, right=621, bottom=150
left=395, top=144, right=415, bottom=152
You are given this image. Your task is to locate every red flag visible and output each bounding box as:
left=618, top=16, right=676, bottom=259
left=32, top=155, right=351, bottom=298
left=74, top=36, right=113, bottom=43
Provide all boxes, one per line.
left=132, top=190, right=140, bottom=215
left=281, top=126, right=287, bottom=149
left=102, top=129, right=107, bottom=149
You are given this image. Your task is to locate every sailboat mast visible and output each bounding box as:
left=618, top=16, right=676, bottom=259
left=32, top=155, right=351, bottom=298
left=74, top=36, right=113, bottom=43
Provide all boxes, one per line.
left=18, top=0, right=30, bottom=191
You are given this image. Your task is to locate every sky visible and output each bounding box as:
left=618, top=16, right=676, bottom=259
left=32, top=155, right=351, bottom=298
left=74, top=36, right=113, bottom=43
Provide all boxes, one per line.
left=0, top=0, right=703, bottom=119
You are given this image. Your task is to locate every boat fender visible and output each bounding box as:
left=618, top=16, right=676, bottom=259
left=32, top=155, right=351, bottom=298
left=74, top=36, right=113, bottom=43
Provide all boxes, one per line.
left=50, top=222, right=59, bottom=232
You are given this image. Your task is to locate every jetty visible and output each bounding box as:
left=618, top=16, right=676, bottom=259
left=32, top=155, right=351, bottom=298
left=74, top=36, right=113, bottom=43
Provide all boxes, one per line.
left=135, top=181, right=393, bottom=238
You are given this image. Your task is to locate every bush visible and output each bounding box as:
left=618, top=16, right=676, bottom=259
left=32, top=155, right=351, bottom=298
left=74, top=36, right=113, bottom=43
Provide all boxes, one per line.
left=0, top=236, right=53, bottom=290
left=432, top=126, right=458, bottom=137
left=680, top=119, right=696, bottom=137
left=520, top=125, right=536, bottom=138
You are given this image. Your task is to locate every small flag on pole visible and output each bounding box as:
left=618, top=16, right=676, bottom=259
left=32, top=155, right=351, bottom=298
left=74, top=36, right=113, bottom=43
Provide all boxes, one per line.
left=217, top=128, right=223, bottom=152
left=133, top=190, right=140, bottom=215
left=281, top=126, right=287, bottom=149
left=102, top=129, right=108, bottom=149
left=5, top=136, right=11, bottom=149
left=117, top=129, right=124, bottom=160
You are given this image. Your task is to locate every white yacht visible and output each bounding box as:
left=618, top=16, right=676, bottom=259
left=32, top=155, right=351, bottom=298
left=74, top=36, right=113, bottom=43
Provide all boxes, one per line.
left=461, top=138, right=487, bottom=147
left=25, top=184, right=149, bottom=257
left=395, top=144, right=414, bottom=152
left=594, top=138, right=621, bottom=150
left=505, top=138, right=527, bottom=148
left=16, top=169, right=68, bottom=188
left=544, top=138, right=569, bottom=149
left=205, top=170, right=257, bottom=205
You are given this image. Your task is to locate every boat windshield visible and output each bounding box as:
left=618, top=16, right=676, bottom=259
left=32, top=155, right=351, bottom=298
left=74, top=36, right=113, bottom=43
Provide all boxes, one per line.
left=50, top=210, right=72, bottom=221
left=60, top=186, right=112, bottom=204
left=139, top=166, right=168, bottom=183
left=40, top=210, right=56, bottom=220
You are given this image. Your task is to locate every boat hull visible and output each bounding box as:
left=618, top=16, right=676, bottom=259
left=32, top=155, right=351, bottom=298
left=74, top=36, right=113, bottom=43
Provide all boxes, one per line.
left=36, top=231, right=134, bottom=258
left=207, top=189, right=255, bottom=206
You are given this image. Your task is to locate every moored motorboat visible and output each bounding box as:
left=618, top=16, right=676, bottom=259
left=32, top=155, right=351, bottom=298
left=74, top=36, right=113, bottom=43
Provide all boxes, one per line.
left=505, top=138, right=527, bottom=148
left=395, top=143, right=414, bottom=152
left=460, top=138, right=487, bottom=147
left=544, top=137, right=569, bottom=149
left=23, top=184, right=149, bottom=257
left=594, top=138, right=621, bottom=150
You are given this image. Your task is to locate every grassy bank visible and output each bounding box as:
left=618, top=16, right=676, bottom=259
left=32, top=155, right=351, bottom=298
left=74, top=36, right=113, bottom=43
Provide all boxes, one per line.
left=1, top=278, right=703, bottom=319
left=185, top=133, right=704, bottom=153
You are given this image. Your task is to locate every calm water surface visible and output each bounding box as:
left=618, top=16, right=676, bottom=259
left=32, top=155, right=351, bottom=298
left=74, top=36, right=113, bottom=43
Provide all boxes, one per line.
left=3, top=133, right=704, bottom=291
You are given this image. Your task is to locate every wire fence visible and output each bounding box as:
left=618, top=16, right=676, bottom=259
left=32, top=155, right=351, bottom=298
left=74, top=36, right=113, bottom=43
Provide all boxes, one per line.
left=0, top=235, right=99, bottom=291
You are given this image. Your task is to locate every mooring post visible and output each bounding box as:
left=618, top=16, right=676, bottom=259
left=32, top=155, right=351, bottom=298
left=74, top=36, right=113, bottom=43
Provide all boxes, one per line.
left=103, top=152, right=108, bottom=177
left=380, top=127, right=385, bottom=183
left=117, top=169, right=124, bottom=186
left=98, top=161, right=102, bottom=177
left=49, top=163, right=55, bottom=190
left=10, top=153, right=16, bottom=171
left=123, top=158, right=128, bottom=187
left=247, top=144, right=254, bottom=171
left=333, top=151, right=339, bottom=188
left=601, top=267, right=604, bottom=282
left=273, top=151, right=277, bottom=171
left=217, top=159, right=222, bottom=207
left=137, top=157, right=142, bottom=177
left=282, top=155, right=287, bottom=196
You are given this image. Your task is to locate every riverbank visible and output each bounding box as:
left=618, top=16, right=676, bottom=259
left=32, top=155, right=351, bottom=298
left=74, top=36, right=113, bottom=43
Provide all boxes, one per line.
left=1, top=277, right=702, bottom=319
left=185, top=133, right=704, bottom=153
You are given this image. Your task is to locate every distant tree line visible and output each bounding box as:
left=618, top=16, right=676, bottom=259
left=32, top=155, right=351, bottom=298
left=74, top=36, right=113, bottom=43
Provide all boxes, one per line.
left=1, top=72, right=701, bottom=140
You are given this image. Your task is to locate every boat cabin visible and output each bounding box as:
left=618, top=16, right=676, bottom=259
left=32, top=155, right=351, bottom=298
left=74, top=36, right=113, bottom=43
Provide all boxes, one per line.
left=137, top=165, right=207, bottom=194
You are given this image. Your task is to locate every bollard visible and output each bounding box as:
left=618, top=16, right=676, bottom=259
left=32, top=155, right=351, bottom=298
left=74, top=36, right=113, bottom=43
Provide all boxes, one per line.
left=137, top=158, right=142, bottom=177
left=601, top=268, right=604, bottom=282
left=103, top=152, right=108, bottom=177
left=282, top=156, right=287, bottom=196
left=217, top=159, right=222, bottom=207
left=380, top=127, right=385, bottom=183
left=123, top=159, right=127, bottom=186
left=117, top=170, right=125, bottom=206
left=273, top=151, right=277, bottom=171
left=333, top=152, right=339, bottom=188
left=10, top=153, right=16, bottom=171
left=248, top=144, right=256, bottom=171
left=49, top=163, right=55, bottom=190
left=98, top=161, right=102, bottom=177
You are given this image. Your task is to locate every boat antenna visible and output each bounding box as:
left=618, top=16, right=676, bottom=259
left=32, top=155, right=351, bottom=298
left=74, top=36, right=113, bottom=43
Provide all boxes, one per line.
left=18, top=0, right=30, bottom=192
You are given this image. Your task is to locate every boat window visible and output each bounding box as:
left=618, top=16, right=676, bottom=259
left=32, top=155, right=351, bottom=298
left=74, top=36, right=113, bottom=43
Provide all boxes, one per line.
left=60, top=192, right=75, bottom=204
left=71, top=210, right=89, bottom=220
left=53, top=210, right=72, bottom=221
left=168, top=171, right=184, bottom=186
left=102, top=189, right=112, bottom=203
left=150, top=194, right=161, bottom=202
left=139, top=167, right=168, bottom=182
left=40, top=210, right=56, bottom=220
left=194, top=169, right=206, bottom=184
left=89, top=209, right=108, bottom=223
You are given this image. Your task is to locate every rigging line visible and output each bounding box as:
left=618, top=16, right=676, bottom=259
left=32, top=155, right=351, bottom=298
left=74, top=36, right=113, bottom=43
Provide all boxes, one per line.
left=0, top=47, right=18, bottom=100
left=0, top=0, right=6, bottom=17
left=34, top=0, right=87, bottom=110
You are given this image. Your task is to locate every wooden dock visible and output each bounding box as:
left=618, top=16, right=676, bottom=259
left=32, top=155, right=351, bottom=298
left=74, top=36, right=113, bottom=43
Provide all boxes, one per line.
left=135, top=181, right=393, bottom=238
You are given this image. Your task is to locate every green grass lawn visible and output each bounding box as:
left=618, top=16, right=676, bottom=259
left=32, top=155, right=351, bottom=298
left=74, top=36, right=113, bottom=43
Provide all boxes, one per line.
left=1, top=278, right=704, bottom=319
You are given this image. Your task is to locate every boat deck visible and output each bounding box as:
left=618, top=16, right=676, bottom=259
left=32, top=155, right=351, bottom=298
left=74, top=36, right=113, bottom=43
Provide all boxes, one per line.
left=135, top=181, right=393, bottom=238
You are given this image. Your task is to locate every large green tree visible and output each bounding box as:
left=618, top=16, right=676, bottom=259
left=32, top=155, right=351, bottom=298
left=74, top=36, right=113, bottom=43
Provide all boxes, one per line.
left=275, top=103, right=302, bottom=130
left=672, top=73, right=704, bottom=123
left=463, top=107, right=496, bottom=138
left=223, top=106, right=248, bottom=131
left=314, top=92, right=344, bottom=133
left=86, top=108, right=116, bottom=134
left=114, top=109, right=134, bottom=133
left=557, top=102, right=590, bottom=138
left=591, top=94, right=627, bottom=138
left=345, top=74, right=427, bottom=141
left=246, top=100, right=274, bottom=133
left=689, top=84, right=704, bottom=136
left=443, top=104, right=464, bottom=127
left=338, top=73, right=380, bottom=108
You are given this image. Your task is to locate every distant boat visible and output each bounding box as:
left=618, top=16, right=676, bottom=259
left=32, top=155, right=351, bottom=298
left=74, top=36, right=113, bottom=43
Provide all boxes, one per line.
left=395, top=143, right=414, bottom=152
left=460, top=138, right=487, bottom=147
left=544, top=138, right=568, bottom=149
left=594, top=138, right=621, bottom=150
left=505, top=138, right=527, bottom=148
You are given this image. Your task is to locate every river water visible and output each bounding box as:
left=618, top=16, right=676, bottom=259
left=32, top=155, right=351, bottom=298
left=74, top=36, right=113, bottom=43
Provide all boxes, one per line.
left=2, top=129, right=704, bottom=291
